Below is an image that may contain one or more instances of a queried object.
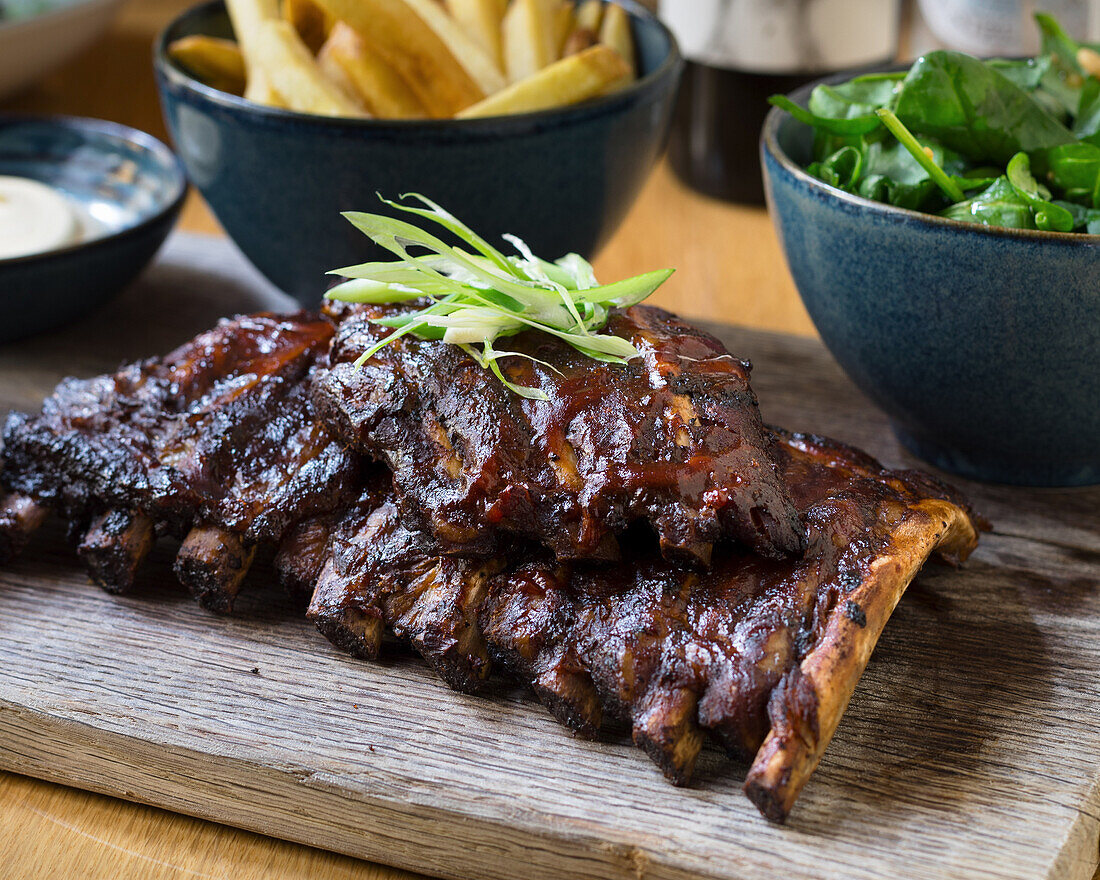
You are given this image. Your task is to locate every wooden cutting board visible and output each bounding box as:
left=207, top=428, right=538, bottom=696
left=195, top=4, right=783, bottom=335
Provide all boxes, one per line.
left=1, top=235, right=1097, bottom=880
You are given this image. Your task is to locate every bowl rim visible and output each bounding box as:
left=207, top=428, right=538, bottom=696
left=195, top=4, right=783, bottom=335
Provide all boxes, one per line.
left=0, top=0, right=123, bottom=35
left=153, top=0, right=683, bottom=131
left=0, top=114, right=188, bottom=268
left=761, top=71, right=1100, bottom=245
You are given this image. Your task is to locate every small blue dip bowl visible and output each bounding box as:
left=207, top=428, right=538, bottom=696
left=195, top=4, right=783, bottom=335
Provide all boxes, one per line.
left=0, top=116, right=186, bottom=342
left=762, top=82, right=1100, bottom=488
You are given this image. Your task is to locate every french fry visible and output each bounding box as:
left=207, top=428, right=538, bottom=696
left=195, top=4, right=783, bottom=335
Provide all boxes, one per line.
left=251, top=20, right=365, bottom=115
left=443, top=0, right=504, bottom=69
left=598, top=1, right=635, bottom=77
left=553, top=2, right=575, bottom=56
left=311, top=0, right=487, bottom=116
left=401, top=0, right=506, bottom=93
left=318, top=22, right=428, bottom=118
left=225, top=0, right=279, bottom=58
left=243, top=67, right=286, bottom=106
left=168, top=36, right=247, bottom=95
left=458, top=44, right=630, bottom=118
left=315, top=40, right=370, bottom=113
left=502, top=0, right=558, bottom=83
left=574, top=0, right=603, bottom=33
left=282, top=0, right=334, bottom=54
left=225, top=0, right=280, bottom=101
left=561, top=26, right=597, bottom=58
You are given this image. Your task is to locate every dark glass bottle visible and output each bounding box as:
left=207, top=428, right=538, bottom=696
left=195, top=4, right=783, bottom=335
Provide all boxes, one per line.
left=666, top=63, right=820, bottom=205
left=659, top=1, right=900, bottom=205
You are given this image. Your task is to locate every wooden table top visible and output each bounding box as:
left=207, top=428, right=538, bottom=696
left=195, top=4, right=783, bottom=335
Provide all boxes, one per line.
left=1, top=3, right=1093, bottom=879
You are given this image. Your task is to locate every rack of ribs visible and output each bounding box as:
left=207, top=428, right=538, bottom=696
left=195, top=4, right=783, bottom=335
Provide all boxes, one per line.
left=314, top=302, right=805, bottom=565
left=0, top=310, right=983, bottom=821
left=306, top=427, right=982, bottom=821
left=0, top=312, right=358, bottom=611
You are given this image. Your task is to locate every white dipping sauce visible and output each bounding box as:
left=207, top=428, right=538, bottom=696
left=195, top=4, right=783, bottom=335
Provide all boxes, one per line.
left=0, top=175, right=81, bottom=260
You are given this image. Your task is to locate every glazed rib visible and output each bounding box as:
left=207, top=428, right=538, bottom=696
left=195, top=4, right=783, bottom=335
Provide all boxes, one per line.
left=314, top=302, right=804, bottom=565
left=306, top=428, right=982, bottom=818
left=0, top=312, right=358, bottom=609
left=307, top=477, right=499, bottom=693
left=0, top=309, right=983, bottom=822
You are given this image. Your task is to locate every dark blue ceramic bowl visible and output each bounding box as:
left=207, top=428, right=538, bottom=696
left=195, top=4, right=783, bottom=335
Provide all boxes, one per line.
left=153, top=0, right=682, bottom=303
left=0, top=116, right=186, bottom=342
left=762, top=82, right=1100, bottom=488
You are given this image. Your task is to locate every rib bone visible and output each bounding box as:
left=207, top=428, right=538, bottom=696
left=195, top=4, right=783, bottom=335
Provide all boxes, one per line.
left=0, top=493, right=48, bottom=564
left=308, top=556, right=385, bottom=659
left=174, top=525, right=257, bottom=613
left=77, top=510, right=156, bottom=594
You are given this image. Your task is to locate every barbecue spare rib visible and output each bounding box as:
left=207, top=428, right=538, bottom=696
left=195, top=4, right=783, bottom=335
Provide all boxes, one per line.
left=0, top=308, right=983, bottom=822
left=306, top=426, right=981, bottom=821
left=0, top=312, right=359, bottom=610
left=314, top=302, right=805, bottom=565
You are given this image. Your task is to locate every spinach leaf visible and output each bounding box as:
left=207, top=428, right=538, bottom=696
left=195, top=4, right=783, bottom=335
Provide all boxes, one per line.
left=807, top=76, right=900, bottom=121
left=940, top=177, right=1038, bottom=229
left=1004, top=152, right=1076, bottom=230
left=986, top=57, right=1051, bottom=91
left=807, top=146, right=864, bottom=189
left=1037, top=65, right=1083, bottom=118
left=858, top=175, right=939, bottom=210
left=1074, top=77, right=1100, bottom=144
left=1042, top=141, right=1100, bottom=206
left=1033, top=12, right=1100, bottom=118
left=1050, top=199, right=1100, bottom=231
left=1036, top=12, right=1086, bottom=75
left=954, top=172, right=1000, bottom=192
left=893, top=51, right=1076, bottom=164
left=768, top=94, right=881, bottom=137
left=856, top=138, right=937, bottom=209
left=987, top=57, right=1071, bottom=122
left=875, top=107, right=966, bottom=201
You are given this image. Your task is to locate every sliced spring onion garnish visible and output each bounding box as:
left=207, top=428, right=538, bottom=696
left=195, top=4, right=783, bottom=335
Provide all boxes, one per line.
left=325, top=193, right=674, bottom=400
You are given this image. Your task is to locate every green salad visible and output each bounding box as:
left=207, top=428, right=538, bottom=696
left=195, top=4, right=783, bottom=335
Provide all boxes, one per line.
left=770, top=13, right=1100, bottom=234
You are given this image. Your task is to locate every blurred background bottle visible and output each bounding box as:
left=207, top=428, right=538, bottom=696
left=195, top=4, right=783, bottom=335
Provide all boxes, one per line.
left=912, top=0, right=1099, bottom=56
left=659, top=0, right=901, bottom=204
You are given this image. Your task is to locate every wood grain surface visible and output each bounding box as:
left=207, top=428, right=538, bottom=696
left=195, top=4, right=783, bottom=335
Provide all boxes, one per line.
left=1, top=235, right=1098, bottom=880
left=2, top=2, right=1098, bottom=877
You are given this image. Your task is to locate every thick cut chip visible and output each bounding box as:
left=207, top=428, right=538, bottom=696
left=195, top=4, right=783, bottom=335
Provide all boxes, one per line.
left=312, top=0, right=488, bottom=116
left=168, top=36, right=247, bottom=95
left=442, top=0, right=505, bottom=70
left=502, top=0, right=559, bottom=82
left=458, top=44, right=629, bottom=117
left=317, top=22, right=428, bottom=119
left=598, top=1, right=635, bottom=77
left=250, top=20, right=365, bottom=116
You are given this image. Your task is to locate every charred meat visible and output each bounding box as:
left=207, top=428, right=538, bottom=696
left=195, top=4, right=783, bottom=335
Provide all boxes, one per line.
left=306, top=428, right=982, bottom=820
left=315, top=302, right=804, bottom=565
left=0, top=312, right=358, bottom=608
left=0, top=309, right=983, bottom=822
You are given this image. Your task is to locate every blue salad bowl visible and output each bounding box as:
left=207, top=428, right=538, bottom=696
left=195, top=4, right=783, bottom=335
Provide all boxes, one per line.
left=0, top=116, right=186, bottom=343
left=762, top=81, right=1100, bottom=487
left=153, top=0, right=682, bottom=303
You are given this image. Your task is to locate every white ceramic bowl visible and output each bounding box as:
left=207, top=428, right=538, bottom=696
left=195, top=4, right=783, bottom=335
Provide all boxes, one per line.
left=0, top=0, right=127, bottom=101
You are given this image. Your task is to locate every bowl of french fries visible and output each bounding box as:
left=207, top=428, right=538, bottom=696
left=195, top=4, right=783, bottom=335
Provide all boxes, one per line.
left=154, top=0, right=681, bottom=300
